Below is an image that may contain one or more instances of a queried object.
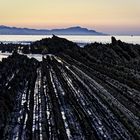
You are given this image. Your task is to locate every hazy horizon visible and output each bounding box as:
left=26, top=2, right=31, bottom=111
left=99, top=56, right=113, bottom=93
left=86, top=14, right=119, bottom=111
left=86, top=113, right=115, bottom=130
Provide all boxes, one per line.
left=0, top=0, right=140, bottom=35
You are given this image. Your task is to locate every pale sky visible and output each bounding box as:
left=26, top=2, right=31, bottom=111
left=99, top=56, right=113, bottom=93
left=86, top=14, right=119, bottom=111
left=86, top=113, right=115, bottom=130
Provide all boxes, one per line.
left=0, top=0, right=140, bottom=35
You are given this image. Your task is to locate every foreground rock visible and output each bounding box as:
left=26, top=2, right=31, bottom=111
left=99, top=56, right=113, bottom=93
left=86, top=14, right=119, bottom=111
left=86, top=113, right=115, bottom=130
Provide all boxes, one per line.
left=0, top=36, right=140, bottom=140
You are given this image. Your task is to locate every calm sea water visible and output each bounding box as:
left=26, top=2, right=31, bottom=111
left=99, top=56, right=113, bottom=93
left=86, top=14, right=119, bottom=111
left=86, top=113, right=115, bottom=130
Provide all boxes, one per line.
left=0, top=35, right=140, bottom=45
left=0, top=52, right=42, bottom=62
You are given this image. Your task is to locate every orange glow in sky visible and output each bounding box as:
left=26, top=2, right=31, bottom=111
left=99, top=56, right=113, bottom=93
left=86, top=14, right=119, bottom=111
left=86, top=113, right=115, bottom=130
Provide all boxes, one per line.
left=0, top=0, right=140, bottom=34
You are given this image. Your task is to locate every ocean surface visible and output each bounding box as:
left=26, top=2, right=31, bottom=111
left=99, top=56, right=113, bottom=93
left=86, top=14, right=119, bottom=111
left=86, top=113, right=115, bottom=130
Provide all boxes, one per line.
left=0, top=35, right=140, bottom=45
left=0, top=35, right=140, bottom=61
left=0, top=52, right=42, bottom=62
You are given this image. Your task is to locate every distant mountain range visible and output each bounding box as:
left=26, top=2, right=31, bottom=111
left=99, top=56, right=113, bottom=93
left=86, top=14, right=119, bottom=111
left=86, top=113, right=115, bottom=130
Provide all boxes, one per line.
left=0, top=25, right=106, bottom=35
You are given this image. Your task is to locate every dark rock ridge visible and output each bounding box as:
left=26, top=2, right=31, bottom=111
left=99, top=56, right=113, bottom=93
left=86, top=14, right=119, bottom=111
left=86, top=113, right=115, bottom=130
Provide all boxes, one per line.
left=0, top=52, right=39, bottom=139
left=0, top=36, right=140, bottom=139
left=30, top=35, right=79, bottom=54
left=0, top=25, right=106, bottom=35
left=0, top=35, right=79, bottom=54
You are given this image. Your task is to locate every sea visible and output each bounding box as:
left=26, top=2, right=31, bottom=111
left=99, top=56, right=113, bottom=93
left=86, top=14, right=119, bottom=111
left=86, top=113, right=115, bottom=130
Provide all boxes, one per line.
left=0, top=35, right=140, bottom=61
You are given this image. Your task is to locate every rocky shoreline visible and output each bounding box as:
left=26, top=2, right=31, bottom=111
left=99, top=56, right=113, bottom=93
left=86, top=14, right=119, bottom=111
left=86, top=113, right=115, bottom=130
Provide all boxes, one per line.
left=0, top=36, right=140, bottom=139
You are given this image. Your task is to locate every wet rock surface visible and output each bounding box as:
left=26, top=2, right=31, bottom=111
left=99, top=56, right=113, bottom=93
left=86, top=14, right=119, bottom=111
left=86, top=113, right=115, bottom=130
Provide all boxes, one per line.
left=0, top=36, right=140, bottom=140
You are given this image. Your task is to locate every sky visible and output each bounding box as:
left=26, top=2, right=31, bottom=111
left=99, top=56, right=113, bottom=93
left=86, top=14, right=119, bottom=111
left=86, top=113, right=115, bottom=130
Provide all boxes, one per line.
left=0, top=0, right=140, bottom=35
